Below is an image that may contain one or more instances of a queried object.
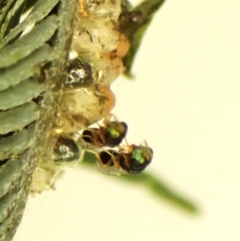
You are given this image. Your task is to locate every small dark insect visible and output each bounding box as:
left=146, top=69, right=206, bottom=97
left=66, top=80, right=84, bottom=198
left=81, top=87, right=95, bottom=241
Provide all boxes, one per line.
left=65, top=58, right=93, bottom=88
left=97, top=143, right=153, bottom=174
left=54, top=136, right=82, bottom=163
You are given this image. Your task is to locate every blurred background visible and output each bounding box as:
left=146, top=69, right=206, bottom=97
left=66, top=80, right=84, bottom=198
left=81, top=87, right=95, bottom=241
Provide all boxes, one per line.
left=15, top=0, right=240, bottom=240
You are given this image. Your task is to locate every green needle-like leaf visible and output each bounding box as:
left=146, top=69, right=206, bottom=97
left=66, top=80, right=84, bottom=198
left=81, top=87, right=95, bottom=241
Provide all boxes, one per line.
left=121, top=172, right=199, bottom=214
left=120, top=0, right=166, bottom=77
left=82, top=152, right=199, bottom=214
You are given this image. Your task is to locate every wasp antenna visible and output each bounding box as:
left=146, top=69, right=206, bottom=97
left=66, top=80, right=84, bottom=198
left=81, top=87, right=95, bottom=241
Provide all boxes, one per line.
left=117, top=137, right=129, bottom=152
left=102, top=113, right=113, bottom=125
left=124, top=137, right=129, bottom=146
left=96, top=121, right=101, bottom=128
left=117, top=145, right=123, bottom=153
left=143, top=140, right=149, bottom=147
left=111, top=113, right=119, bottom=121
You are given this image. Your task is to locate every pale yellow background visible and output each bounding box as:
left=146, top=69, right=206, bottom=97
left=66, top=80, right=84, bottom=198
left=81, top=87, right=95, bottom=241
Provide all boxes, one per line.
left=15, top=0, right=240, bottom=240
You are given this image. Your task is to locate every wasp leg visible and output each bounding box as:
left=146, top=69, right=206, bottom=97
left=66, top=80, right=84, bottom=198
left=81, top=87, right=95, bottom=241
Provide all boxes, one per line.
left=97, top=150, right=121, bottom=173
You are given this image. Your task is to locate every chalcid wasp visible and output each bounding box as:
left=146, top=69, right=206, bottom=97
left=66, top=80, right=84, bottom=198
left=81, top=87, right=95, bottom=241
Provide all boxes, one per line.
left=98, top=143, right=153, bottom=174
left=78, top=114, right=128, bottom=149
